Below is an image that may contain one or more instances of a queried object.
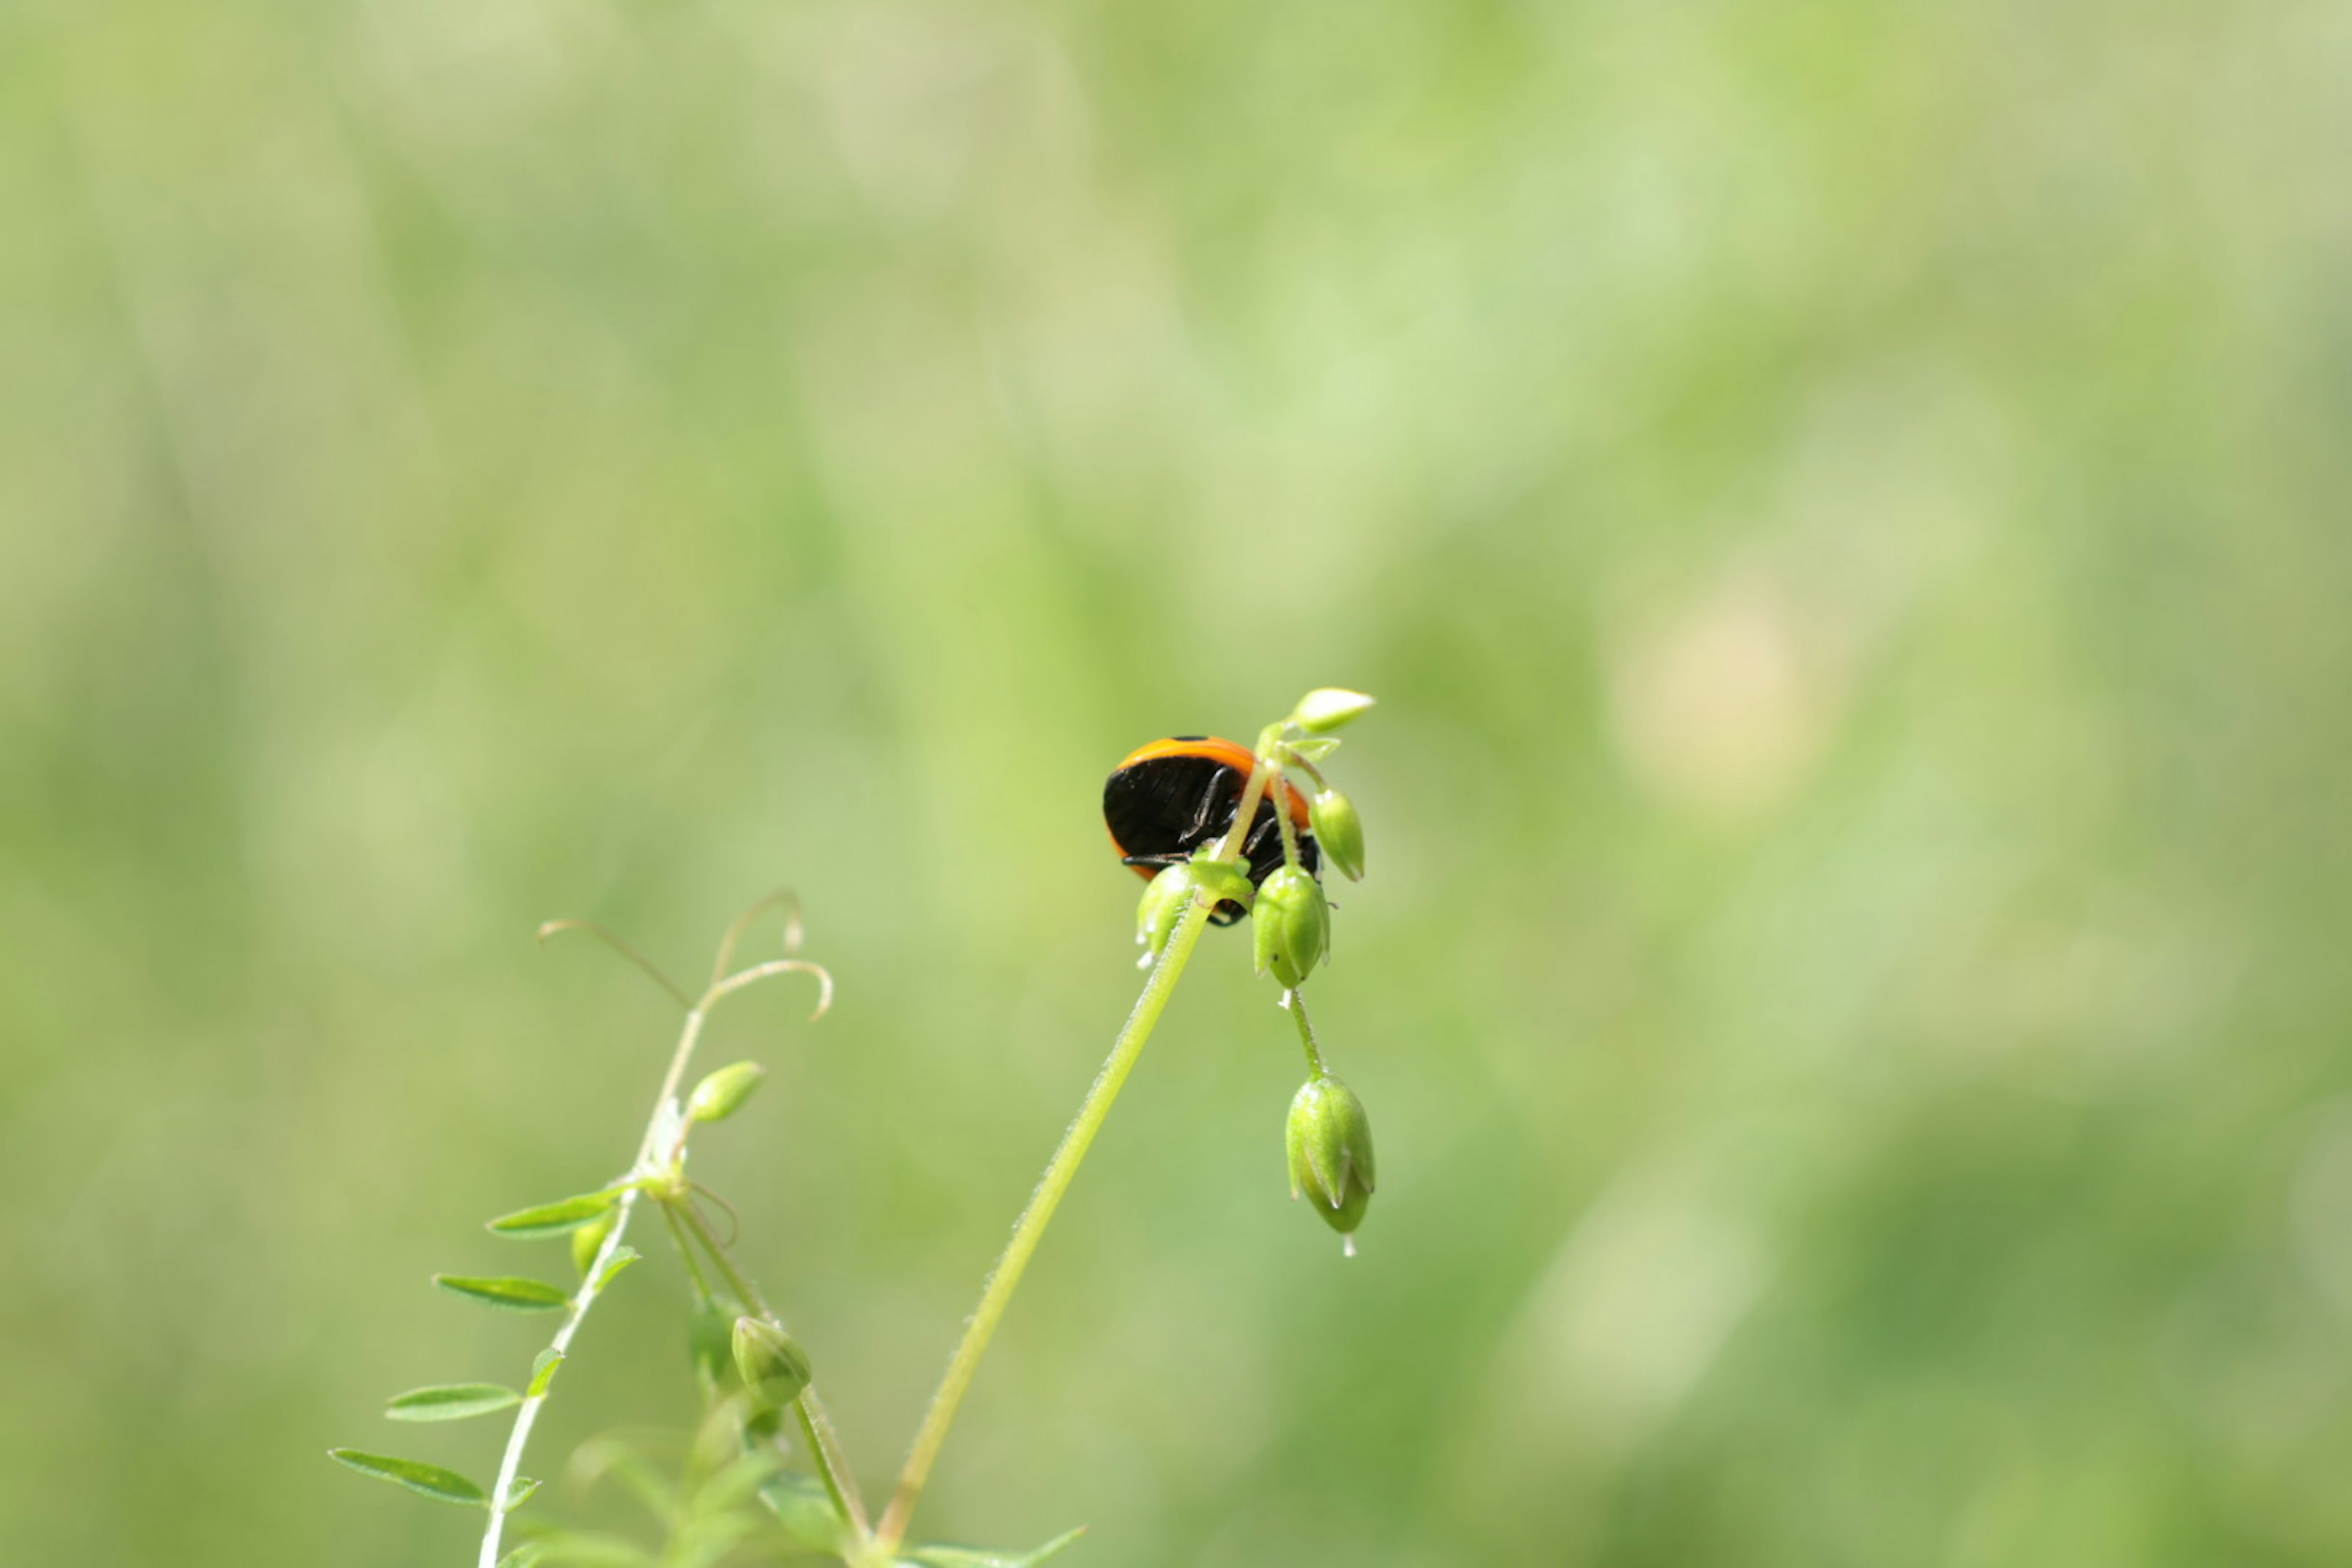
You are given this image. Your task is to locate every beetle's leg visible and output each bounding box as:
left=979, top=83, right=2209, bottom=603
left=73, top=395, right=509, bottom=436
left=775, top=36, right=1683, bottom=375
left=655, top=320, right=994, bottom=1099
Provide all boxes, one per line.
left=1185, top=765, right=1234, bottom=842
left=1243, top=804, right=1281, bottom=859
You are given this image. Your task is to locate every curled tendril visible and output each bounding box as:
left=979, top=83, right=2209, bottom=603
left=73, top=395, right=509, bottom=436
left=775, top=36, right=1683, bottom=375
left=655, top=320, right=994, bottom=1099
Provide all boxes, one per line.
left=701, top=959, right=834, bottom=1022
left=536, top=919, right=693, bottom=1011
left=711, top=888, right=805, bottom=986
left=689, top=1182, right=742, bottom=1249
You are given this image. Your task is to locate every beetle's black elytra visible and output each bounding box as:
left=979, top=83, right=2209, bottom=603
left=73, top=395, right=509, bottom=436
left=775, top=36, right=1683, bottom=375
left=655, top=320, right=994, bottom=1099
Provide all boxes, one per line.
left=1103, top=736, right=1321, bottom=925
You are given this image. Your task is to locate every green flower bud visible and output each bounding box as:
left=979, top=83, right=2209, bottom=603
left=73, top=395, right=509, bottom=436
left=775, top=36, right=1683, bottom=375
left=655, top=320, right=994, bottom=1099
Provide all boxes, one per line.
left=1134, top=862, right=1196, bottom=965
left=1136, top=858, right=1258, bottom=967
left=1286, top=1074, right=1376, bottom=1243
left=570, top=1210, right=616, bottom=1278
left=732, top=1316, right=813, bottom=1412
left=1308, top=787, right=1365, bottom=882
left=687, top=1061, right=766, bottom=1124
left=1291, top=688, right=1376, bottom=734
left=1252, top=865, right=1329, bottom=989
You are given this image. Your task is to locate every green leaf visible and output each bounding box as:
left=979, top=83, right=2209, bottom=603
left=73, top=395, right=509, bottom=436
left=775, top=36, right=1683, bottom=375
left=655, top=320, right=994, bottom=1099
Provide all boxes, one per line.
left=592, top=1245, right=641, bottom=1292
left=897, top=1527, right=1084, bottom=1567
left=507, top=1533, right=653, bottom=1566
left=689, top=1450, right=779, bottom=1518
left=384, top=1382, right=522, bottom=1422
left=503, top=1475, right=543, bottom=1512
left=527, top=1348, right=565, bottom=1398
left=571, top=1436, right=680, bottom=1524
left=757, top=1472, right=847, bottom=1554
left=488, top=1190, right=622, bottom=1237
left=434, top=1274, right=570, bottom=1312
left=328, top=1448, right=488, bottom=1506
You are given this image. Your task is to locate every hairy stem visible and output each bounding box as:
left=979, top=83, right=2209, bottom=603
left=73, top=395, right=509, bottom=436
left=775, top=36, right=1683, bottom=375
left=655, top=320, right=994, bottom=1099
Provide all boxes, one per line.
left=477, top=1003, right=710, bottom=1568
left=1287, top=989, right=1328, bottom=1078
left=874, top=738, right=1280, bottom=1556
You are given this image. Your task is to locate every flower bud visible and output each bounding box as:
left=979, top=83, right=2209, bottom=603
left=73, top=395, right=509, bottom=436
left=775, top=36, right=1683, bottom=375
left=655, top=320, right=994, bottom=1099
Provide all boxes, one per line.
left=1291, top=688, right=1376, bottom=734
left=1286, top=1074, right=1375, bottom=1240
left=687, top=1060, right=767, bottom=1124
left=1252, top=865, right=1329, bottom=989
left=1136, top=858, right=1257, bottom=967
left=571, top=1210, right=616, bottom=1278
left=732, top=1316, right=813, bottom=1412
left=1134, top=862, right=1195, bottom=965
left=1307, top=787, right=1365, bottom=882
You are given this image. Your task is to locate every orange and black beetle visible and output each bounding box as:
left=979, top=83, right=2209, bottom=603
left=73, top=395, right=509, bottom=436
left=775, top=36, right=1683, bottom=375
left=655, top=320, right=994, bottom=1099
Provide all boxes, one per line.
left=1102, top=736, right=1319, bottom=924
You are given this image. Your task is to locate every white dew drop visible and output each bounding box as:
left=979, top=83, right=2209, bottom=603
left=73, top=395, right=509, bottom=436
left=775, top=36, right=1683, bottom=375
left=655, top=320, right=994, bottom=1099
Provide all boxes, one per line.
left=1341, top=1234, right=1358, bottom=1259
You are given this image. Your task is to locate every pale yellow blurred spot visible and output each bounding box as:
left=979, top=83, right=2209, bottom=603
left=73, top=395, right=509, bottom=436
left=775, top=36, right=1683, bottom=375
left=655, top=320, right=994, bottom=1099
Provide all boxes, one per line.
left=1607, top=570, right=1840, bottom=824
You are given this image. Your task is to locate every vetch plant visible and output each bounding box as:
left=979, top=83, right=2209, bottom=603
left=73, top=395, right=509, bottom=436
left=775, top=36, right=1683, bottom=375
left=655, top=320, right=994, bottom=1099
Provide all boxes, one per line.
left=333, top=690, right=1385, bottom=1564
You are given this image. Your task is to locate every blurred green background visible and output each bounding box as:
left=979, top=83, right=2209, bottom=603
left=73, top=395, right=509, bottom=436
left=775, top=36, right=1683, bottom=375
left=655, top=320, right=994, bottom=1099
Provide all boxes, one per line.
left=6, top=0, right=2352, bottom=1562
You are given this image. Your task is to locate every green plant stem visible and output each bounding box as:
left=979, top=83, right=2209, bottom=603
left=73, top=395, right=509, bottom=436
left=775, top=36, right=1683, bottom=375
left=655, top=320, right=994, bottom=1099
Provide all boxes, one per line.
left=662, top=1200, right=716, bottom=1303
left=873, top=738, right=1280, bottom=1558
left=673, top=1197, right=872, bottom=1547
left=477, top=1002, right=710, bottom=1568
left=872, top=899, right=1212, bottom=1555
left=1288, top=989, right=1328, bottom=1078
left=1272, top=769, right=1303, bottom=869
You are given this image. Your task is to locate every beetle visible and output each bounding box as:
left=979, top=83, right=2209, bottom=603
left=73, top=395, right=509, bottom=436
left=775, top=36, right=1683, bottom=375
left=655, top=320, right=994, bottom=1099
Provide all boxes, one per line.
left=1102, top=736, right=1320, bottom=924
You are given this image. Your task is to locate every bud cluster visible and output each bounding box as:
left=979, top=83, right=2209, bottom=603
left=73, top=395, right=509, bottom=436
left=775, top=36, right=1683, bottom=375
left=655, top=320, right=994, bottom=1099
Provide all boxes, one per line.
left=1123, top=688, right=1385, bottom=1249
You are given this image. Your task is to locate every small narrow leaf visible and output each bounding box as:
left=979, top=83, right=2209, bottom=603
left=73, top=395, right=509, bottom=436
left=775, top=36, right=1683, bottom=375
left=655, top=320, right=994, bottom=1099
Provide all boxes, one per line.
left=503, top=1475, right=543, bottom=1511
left=527, top=1349, right=565, bottom=1398
left=384, top=1383, right=521, bottom=1422
left=899, top=1527, right=1085, bottom=1567
left=758, top=1472, right=847, bottom=1554
left=510, top=1536, right=653, bottom=1567
left=488, top=1190, right=622, bottom=1237
left=434, top=1274, right=570, bottom=1312
left=328, top=1447, right=488, bottom=1506
left=592, top=1245, right=641, bottom=1292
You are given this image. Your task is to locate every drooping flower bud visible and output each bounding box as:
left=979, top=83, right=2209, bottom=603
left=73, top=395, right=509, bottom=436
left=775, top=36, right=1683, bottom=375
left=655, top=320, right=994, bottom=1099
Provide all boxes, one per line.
left=1286, top=1074, right=1375, bottom=1242
left=1136, top=857, right=1258, bottom=967
left=1308, top=787, right=1365, bottom=882
left=733, top=1316, right=813, bottom=1412
left=1252, top=865, right=1329, bottom=989
left=1135, top=862, right=1196, bottom=965
left=687, top=1060, right=767, bottom=1124
left=1291, top=688, right=1376, bottom=734
left=571, top=1210, right=616, bottom=1278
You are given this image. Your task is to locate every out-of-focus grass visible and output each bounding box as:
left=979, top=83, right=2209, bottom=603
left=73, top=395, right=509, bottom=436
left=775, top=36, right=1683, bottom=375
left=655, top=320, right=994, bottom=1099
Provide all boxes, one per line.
left=4, top=0, right=2351, bottom=1562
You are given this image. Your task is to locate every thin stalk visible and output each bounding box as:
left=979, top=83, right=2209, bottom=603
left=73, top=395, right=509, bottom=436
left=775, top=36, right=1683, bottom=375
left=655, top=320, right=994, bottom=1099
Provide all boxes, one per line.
left=1270, top=771, right=1303, bottom=870
left=1288, top=989, right=1328, bottom=1079
left=662, top=1199, right=717, bottom=1304
left=674, top=1199, right=872, bottom=1545
left=1278, top=744, right=1329, bottom=792
left=478, top=1003, right=710, bottom=1568
left=872, top=899, right=1213, bottom=1553
left=874, top=739, right=1280, bottom=1556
